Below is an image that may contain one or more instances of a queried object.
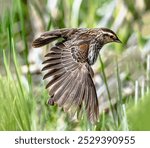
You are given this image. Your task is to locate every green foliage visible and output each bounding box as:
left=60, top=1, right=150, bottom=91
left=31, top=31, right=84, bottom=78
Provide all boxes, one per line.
left=127, top=93, right=150, bottom=130
left=0, top=76, right=31, bottom=130
left=0, top=51, right=33, bottom=130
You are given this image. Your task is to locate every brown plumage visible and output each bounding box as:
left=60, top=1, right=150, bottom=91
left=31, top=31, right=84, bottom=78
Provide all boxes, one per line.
left=32, top=28, right=121, bottom=124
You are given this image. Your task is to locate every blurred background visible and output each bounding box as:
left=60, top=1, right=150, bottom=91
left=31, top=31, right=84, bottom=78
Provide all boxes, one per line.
left=0, top=0, right=150, bottom=131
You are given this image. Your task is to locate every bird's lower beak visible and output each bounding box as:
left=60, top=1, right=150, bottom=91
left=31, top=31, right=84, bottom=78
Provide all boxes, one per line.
left=115, top=38, right=122, bottom=43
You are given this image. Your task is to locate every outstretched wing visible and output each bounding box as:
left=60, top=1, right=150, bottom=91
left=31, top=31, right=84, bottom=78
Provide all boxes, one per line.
left=32, top=28, right=99, bottom=123
left=42, top=41, right=99, bottom=123
left=32, top=28, right=88, bottom=48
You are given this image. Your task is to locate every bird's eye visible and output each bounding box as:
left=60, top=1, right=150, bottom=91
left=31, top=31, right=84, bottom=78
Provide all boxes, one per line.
left=110, top=35, right=114, bottom=39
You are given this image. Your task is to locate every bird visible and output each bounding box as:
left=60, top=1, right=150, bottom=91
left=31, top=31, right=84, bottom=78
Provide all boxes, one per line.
left=32, top=28, right=121, bottom=124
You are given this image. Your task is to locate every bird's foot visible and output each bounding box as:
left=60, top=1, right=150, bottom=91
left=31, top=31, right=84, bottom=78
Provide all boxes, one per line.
left=47, top=96, right=55, bottom=106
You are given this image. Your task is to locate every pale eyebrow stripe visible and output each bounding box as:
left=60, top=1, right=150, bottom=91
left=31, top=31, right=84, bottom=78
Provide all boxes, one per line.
left=101, top=31, right=114, bottom=36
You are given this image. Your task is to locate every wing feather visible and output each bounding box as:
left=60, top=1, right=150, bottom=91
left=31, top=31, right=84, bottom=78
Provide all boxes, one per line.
left=42, top=58, right=61, bottom=64
left=49, top=72, right=71, bottom=95
left=53, top=70, right=78, bottom=102
left=57, top=70, right=79, bottom=106
left=43, top=68, right=66, bottom=79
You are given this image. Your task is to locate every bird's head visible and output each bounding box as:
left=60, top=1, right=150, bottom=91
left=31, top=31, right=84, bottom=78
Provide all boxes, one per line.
left=99, top=28, right=122, bottom=45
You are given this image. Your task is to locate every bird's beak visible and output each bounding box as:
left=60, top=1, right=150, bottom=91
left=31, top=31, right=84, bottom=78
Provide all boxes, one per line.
left=115, top=38, right=122, bottom=43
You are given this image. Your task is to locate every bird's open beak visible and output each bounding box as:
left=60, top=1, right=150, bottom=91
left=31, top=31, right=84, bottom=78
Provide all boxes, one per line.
left=115, top=38, right=122, bottom=43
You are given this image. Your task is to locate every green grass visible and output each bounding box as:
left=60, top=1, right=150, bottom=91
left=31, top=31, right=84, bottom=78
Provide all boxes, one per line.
left=127, top=93, right=150, bottom=130
left=0, top=50, right=33, bottom=130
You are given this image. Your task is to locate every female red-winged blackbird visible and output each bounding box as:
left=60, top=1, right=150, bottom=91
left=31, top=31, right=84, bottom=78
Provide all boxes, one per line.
left=32, top=28, right=121, bottom=124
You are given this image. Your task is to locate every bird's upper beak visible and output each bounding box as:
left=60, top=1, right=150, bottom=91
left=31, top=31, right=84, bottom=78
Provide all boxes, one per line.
left=115, top=38, right=122, bottom=43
